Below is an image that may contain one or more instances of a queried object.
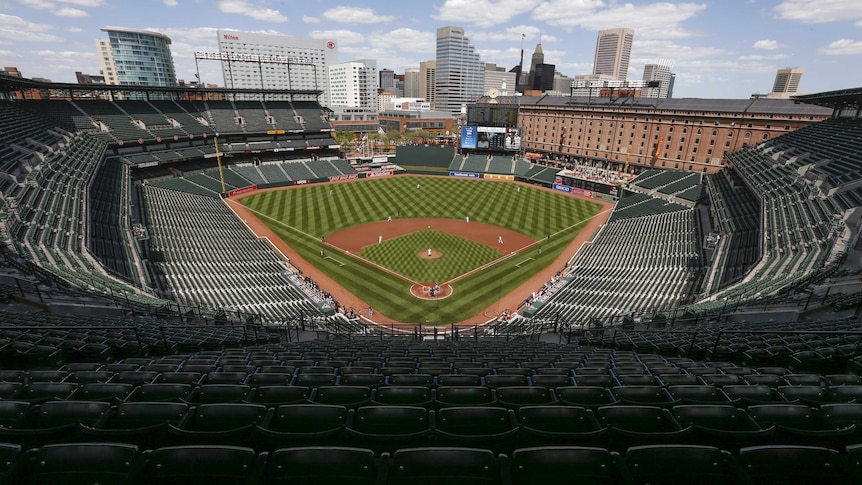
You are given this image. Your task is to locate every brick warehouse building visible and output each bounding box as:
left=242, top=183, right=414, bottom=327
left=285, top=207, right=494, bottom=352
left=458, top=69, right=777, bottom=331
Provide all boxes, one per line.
left=480, top=95, right=832, bottom=173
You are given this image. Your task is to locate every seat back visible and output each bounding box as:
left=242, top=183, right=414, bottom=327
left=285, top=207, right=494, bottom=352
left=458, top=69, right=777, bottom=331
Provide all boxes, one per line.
left=263, top=446, right=379, bottom=485
left=388, top=447, right=500, bottom=485
left=510, top=446, right=628, bottom=485
left=141, top=445, right=263, bottom=485
left=21, top=443, right=142, bottom=485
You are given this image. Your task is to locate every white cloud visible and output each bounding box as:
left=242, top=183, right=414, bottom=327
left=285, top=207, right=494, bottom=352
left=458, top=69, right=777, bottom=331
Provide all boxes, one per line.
left=56, top=0, right=106, bottom=6
left=471, top=25, right=557, bottom=43
left=163, top=0, right=179, bottom=6
left=632, top=39, right=728, bottom=62
left=753, top=39, right=780, bottom=50
left=820, top=39, right=862, bottom=55
left=738, top=53, right=790, bottom=61
left=433, top=0, right=543, bottom=27
left=67, top=27, right=82, bottom=32
left=56, top=7, right=87, bottom=16
left=532, top=1, right=707, bottom=39
left=302, top=15, right=321, bottom=23
left=322, top=6, right=394, bottom=24
left=18, top=0, right=88, bottom=16
left=308, top=29, right=366, bottom=45
left=367, top=28, right=435, bottom=53
left=0, top=14, right=63, bottom=42
left=218, top=0, right=286, bottom=23
left=774, top=0, right=862, bottom=23
left=33, top=48, right=94, bottom=58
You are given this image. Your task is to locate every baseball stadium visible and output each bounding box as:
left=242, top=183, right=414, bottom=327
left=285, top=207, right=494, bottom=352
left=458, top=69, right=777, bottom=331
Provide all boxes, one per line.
left=0, top=74, right=861, bottom=483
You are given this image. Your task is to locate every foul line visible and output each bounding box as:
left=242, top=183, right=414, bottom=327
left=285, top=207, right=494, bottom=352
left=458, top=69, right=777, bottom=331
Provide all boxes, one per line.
left=227, top=198, right=614, bottom=291
left=325, top=256, right=345, bottom=267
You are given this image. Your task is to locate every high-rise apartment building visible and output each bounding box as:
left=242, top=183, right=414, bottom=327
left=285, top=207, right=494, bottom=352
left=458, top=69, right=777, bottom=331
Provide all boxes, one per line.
left=404, top=68, right=420, bottom=98
left=97, top=27, right=176, bottom=88
left=419, top=60, right=437, bottom=108
left=435, top=26, right=484, bottom=116
left=768, top=68, right=804, bottom=99
left=593, top=28, right=634, bottom=81
left=328, top=59, right=378, bottom=109
left=642, top=61, right=673, bottom=98
left=216, top=30, right=337, bottom=105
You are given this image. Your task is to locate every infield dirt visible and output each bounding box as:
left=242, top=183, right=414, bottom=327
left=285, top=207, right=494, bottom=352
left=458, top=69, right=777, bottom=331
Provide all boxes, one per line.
left=226, top=176, right=612, bottom=326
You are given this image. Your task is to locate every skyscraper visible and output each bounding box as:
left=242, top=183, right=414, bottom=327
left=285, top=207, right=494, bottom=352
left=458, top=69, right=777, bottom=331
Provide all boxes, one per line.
left=593, top=28, right=634, bottom=81
left=328, top=59, right=378, bottom=109
left=419, top=60, right=437, bottom=108
left=404, top=68, right=420, bottom=98
left=216, top=30, right=337, bottom=105
left=98, top=27, right=176, bottom=88
left=484, top=63, right=516, bottom=96
left=435, top=26, right=484, bottom=116
left=642, top=61, right=674, bottom=98
left=379, top=68, right=395, bottom=90
left=768, top=68, right=804, bottom=99
left=526, top=43, right=555, bottom=92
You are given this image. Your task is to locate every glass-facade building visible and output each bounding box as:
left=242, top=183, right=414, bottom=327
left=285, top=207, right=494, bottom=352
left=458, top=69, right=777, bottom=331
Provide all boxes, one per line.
left=435, top=26, right=484, bottom=117
left=98, top=27, right=176, bottom=88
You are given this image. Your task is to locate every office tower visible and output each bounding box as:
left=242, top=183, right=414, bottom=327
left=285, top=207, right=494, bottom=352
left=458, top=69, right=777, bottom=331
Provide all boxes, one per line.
left=768, top=68, right=804, bottom=98
left=379, top=68, right=395, bottom=90
left=329, top=59, right=378, bottom=109
left=216, top=30, right=337, bottom=105
left=593, top=27, right=634, bottom=81
left=98, top=26, right=176, bottom=87
left=642, top=61, right=673, bottom=98
left=435, top=26, right=484, bottom=116
left=484, top=63, right=517, bottom=96
left=419, top=60, right=436, bottom=108
left=526, top=43, right=555, bottom=91
left=404, top=68, right=420, bottom=98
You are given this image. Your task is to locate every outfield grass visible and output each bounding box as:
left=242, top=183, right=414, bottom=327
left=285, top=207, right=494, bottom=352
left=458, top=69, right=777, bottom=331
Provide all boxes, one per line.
left=240, top=176, right=603, bottom=323
left=359, top=230, right=500, bottom=283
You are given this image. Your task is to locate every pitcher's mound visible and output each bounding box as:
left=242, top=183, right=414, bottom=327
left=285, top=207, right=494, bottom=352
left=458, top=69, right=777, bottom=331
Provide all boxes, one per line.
left=419, top=249, right=442, bottom=259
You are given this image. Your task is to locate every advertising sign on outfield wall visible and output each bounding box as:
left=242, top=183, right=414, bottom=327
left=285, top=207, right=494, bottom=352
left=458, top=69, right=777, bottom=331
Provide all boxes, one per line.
left=553, top=183, right=572, bottom=193
left=483, top=174, right=514, bottom=180
left=450, top=171, right=480, bottom=178
left=366, top=170, right=393, bottom=178
left=228, top=185, right=258, bottom=197
left=329, top=174, right=358, bottom=182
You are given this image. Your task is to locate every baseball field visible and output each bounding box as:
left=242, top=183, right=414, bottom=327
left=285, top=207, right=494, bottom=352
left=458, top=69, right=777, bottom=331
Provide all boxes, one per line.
left=237, top=176, right=603, bottom=324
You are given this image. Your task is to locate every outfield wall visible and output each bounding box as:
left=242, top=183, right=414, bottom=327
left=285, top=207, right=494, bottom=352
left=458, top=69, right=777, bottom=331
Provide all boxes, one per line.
left=395, top=145, right=456, bottom=168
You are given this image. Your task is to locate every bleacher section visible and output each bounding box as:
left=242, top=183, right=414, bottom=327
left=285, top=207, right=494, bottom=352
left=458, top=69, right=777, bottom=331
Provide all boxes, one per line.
left=758, top=118, right=862, bottom=190
left=0, top=98, right=336, bottom=322
left=629, top=169, right=706, bottom=205
left=701, top=171, right=761, bottom=293
left=0, top=308, right=858, bottom=484
left=533, top=208, right=702, bottom=324
left=88, top=158, right=140, bottom=284
left=609, top=193, right=689, bottom=222
left=141, top=186, right=325, bottom=321
left=685, top=143, right=847, bottom=313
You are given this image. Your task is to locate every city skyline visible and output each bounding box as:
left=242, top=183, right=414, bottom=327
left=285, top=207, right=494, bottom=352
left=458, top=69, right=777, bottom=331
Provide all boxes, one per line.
left=1, top=0, right=861, bottom=98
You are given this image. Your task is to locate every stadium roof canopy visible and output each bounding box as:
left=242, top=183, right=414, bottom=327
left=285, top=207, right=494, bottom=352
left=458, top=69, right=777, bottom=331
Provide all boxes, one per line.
left=793, top=87, right=862, bottom=112
left=0, top=73, right=322, bottom=99
left=483, top=93, right=832, bottom=116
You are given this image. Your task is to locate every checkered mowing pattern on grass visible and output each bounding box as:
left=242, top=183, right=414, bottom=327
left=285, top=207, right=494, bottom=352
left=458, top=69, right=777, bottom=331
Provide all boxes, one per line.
left=359, top=230, right=500, bottom=283
left=239, top=177, right=603, bottom=323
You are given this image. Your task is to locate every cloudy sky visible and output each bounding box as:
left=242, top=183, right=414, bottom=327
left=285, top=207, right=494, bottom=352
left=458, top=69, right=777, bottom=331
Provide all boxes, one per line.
left=1, top=0, right=860, bottom=98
